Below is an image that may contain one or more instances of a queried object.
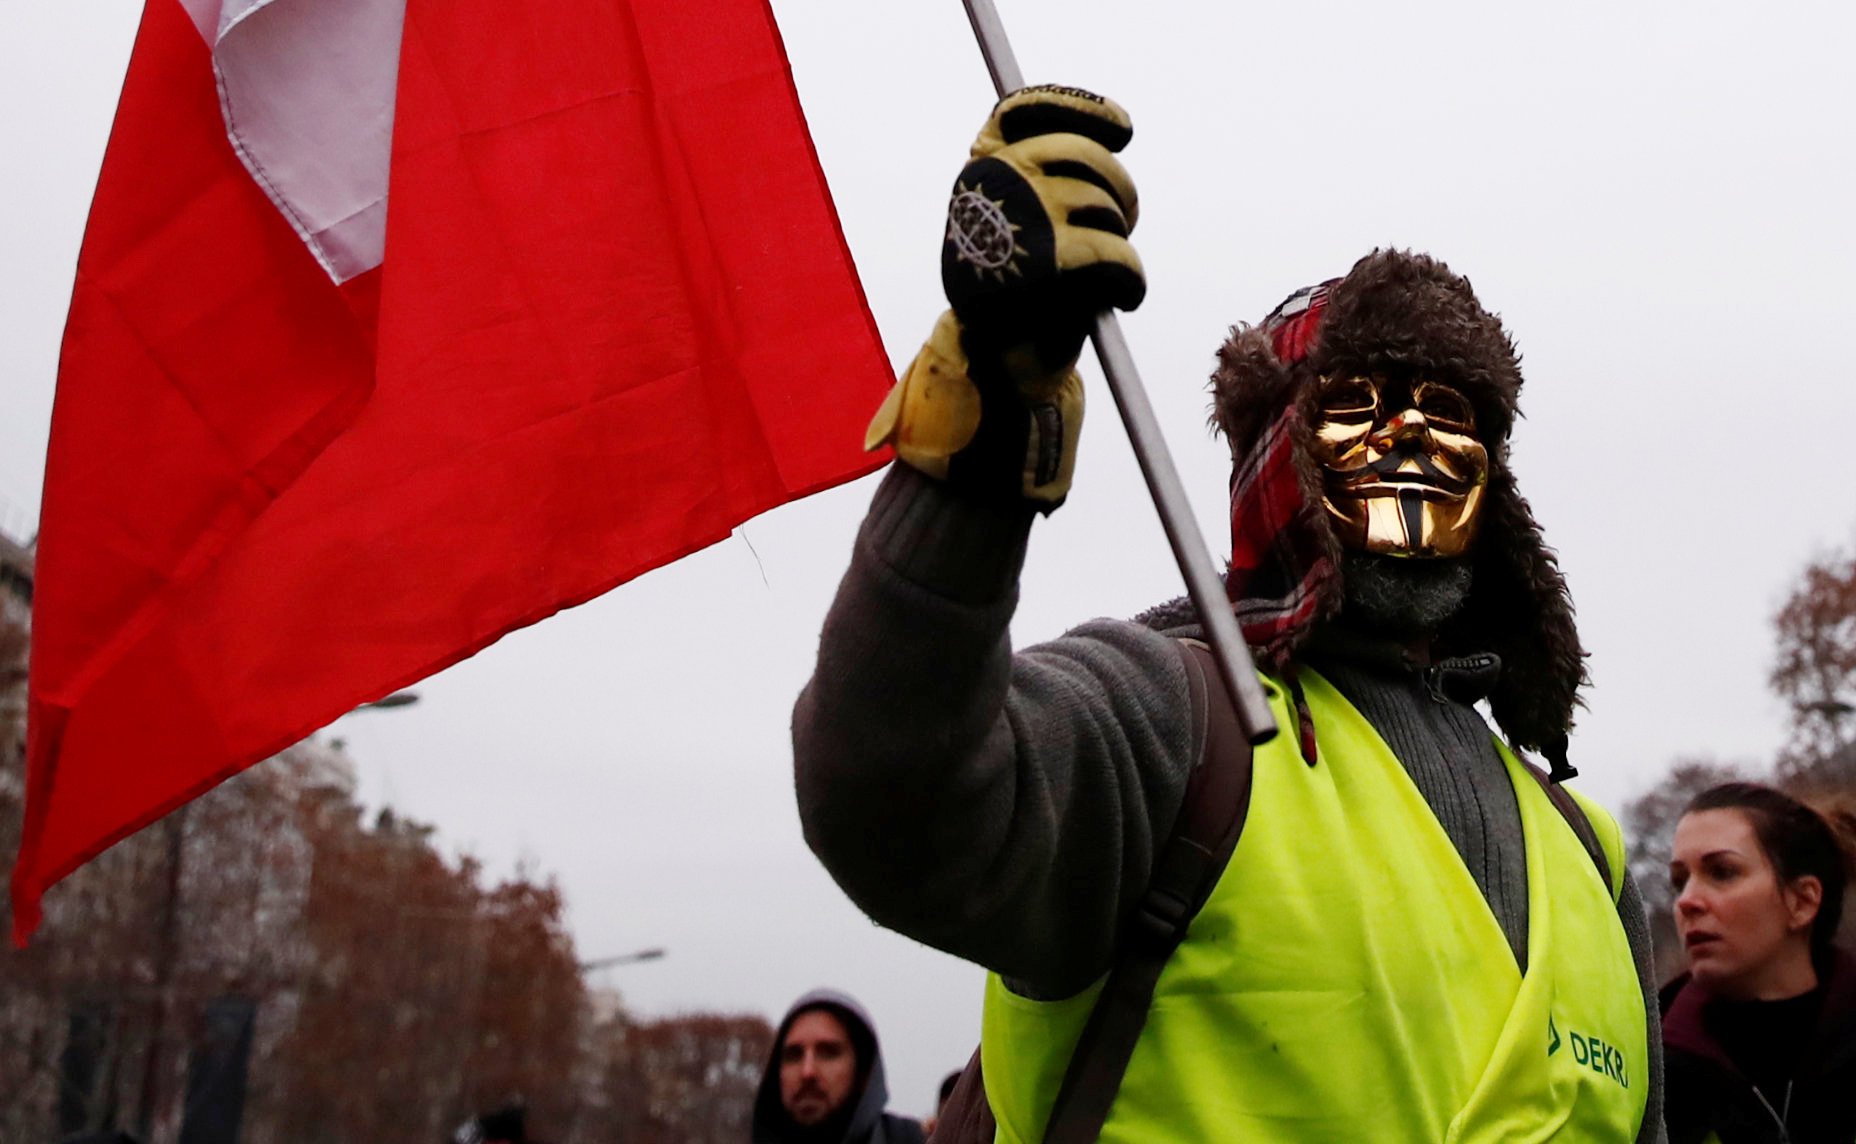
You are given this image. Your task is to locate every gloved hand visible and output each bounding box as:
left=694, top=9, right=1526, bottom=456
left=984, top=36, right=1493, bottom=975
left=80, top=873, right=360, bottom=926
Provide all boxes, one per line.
left=866, top=85, right=1145, bottom=509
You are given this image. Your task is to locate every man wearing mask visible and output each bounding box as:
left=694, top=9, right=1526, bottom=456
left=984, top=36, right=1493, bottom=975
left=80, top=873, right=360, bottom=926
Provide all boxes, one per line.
left=752, top=990, right=924, bottom=1144
left=795, top=86, right=1664, bottom=1140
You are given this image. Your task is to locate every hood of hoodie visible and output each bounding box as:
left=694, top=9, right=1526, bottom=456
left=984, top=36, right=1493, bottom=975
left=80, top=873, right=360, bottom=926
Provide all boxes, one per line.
left=753, top=989, right=896, bottom=1144
left=1208, top=248, right=1585, bottom=773
left=1662, top=949, right=1856, bottom=1079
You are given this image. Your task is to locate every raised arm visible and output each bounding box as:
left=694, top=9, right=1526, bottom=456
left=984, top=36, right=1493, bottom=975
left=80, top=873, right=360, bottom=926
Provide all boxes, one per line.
left=793, top=89, right=1196, bottom=998
left=795, top=466, right=1196, bottom=997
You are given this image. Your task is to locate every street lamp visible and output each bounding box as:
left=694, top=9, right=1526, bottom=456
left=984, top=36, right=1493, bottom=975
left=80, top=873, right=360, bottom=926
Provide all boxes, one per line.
left=579, top=948, right=667, bottom=973
left=357, top=690, right=421, bottom=710
left=327, top=691, right=420, bottom=751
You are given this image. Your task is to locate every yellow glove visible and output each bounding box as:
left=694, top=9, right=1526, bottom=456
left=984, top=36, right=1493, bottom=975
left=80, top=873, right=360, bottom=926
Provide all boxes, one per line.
left=865, top=309, right=1084, bottom=503
left=867, top=85, right=1144, bottom=510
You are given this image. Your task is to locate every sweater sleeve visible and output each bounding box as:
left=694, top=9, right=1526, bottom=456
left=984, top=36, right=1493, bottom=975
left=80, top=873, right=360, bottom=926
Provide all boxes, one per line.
left=792, top=465, right=1199, bottom=998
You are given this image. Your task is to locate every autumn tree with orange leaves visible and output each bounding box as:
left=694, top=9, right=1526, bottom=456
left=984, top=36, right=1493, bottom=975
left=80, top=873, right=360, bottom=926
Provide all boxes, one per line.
left=585, top=1010, right=772, bottom=1142
left=1, top=720, right=767, bottom=1142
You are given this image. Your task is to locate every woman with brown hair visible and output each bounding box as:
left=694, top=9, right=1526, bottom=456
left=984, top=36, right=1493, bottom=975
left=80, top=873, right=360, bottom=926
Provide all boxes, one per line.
left=1662, top=781, right=1856, bottom=1143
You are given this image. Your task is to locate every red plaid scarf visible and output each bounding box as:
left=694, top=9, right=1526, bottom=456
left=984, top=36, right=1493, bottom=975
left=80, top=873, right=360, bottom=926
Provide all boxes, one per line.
left=1224, top=280, right=1341, bottom=669
left=1225, top=405, right=1334, bottom=667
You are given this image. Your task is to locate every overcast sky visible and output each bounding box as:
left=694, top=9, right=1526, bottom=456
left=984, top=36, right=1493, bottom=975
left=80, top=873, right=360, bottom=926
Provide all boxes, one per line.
left=5, top=0, right=1856, bottom=1119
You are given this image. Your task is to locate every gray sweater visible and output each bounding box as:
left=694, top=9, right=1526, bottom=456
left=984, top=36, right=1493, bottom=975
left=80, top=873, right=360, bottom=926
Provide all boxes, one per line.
left=794, top=464, right=1665, bottom=1140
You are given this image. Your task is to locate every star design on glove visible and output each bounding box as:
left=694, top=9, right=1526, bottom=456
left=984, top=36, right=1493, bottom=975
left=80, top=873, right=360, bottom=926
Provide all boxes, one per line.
left=947, top=181, right=1025, bottom=281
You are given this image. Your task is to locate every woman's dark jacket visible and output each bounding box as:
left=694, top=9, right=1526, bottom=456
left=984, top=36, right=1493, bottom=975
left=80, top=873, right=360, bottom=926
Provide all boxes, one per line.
left=1661, top=948, right=1856, bottom=1143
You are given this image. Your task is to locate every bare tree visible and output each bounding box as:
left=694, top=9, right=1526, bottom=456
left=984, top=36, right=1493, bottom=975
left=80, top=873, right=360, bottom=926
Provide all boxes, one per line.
left=1622, top=757, right=1751, bottom=979
left=1772, top=542, right=1856, bottom=780
left=1625, top=538, right=1856, bottom=983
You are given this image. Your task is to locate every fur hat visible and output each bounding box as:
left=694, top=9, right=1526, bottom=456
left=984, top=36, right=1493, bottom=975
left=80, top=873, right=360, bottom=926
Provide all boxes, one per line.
left=1212, top=249, right=1585, bottom=767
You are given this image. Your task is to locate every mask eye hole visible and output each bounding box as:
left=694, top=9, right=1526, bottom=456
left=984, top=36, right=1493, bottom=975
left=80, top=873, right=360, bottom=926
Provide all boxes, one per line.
left=1318, top=376, right=1379, bottom=422
left=1413, top=382, right=1475, bottom=432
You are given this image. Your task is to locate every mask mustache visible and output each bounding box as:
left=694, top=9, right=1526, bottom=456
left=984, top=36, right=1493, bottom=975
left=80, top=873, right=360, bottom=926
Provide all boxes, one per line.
left=1336, top=447, right=1472, bottom=494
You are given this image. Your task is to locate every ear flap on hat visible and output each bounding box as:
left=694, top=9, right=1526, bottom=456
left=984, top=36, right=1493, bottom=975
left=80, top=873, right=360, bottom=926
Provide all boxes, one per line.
left=1437, top=455, right=1588, bottom=758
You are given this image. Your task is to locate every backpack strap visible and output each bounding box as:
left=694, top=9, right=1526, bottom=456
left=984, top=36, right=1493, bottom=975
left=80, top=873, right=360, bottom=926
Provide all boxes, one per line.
left=928, top=1047, right=991, bottom=1144
left=1040, top=638, right=1256, bottom=1144
left=1520, top=760, right=1615, bottom=899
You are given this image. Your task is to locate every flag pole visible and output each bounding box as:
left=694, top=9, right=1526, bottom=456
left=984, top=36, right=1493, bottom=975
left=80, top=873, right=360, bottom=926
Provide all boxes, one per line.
left=959, top=0, right=1278, bottom=745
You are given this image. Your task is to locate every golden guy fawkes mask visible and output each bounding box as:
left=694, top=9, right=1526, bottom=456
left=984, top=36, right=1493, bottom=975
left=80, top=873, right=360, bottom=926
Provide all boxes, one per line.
left=1310, top=374, right=1489, bottom=558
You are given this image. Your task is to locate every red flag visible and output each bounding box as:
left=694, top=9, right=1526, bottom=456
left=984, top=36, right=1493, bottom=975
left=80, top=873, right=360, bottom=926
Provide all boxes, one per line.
left=16, top=0, right=890, bottom=940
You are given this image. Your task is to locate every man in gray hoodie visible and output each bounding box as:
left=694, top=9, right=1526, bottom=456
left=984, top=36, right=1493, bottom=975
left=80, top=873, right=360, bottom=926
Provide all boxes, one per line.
left=751, top=990, right=924, bottom=1144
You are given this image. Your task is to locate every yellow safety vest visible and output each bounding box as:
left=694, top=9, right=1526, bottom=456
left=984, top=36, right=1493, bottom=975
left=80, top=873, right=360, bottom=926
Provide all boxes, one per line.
left=981, top=668, right=1647, bottom=1142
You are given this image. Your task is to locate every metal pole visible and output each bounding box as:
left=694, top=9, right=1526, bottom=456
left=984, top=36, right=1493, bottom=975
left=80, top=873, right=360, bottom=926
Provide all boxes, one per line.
left=958, top=0, right=1277, bottom=744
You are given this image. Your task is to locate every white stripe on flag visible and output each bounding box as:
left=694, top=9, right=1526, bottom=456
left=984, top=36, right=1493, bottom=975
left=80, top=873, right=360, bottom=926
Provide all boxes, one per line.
left=178, top=0, right=405, bottom=283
